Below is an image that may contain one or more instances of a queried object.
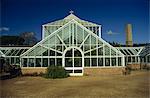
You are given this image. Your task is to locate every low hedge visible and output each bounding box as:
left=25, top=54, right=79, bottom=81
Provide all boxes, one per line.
left=44, top=66, right=68, bottom=79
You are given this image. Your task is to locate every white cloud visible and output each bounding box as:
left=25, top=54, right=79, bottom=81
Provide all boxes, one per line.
left=0, top=27, right=10, bottom=32
left=106, top=30, right=119, bottom=35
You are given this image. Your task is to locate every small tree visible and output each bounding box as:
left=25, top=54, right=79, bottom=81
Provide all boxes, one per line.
left=45, top=65, right=68, bottom=79
left=20, top=32, right=37, bottom=45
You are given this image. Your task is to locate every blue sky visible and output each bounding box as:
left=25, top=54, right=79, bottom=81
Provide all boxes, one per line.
left=1, top=0, right=149, bottom=44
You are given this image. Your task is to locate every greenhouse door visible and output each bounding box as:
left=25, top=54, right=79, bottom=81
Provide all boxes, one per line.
left=63, top=47, right=84, bottom=76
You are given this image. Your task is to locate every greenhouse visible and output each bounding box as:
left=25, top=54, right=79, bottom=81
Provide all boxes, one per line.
left=20, top=13, right=125, bottom=75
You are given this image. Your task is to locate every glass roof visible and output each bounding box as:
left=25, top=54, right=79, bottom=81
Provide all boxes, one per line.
left=0, top=47, right=30, bottom=57
left=43, top=13, right=99, bottom=26
left=139, top=44, right=150, bottom=57
left=116, top=47, right=144, bottom=56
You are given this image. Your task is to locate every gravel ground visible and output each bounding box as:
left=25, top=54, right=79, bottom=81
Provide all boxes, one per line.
left=0, top=70, right=149, bottom=98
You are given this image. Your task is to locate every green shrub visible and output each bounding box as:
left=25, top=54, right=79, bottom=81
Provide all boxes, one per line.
left=44, top=66, right=68, bottom=79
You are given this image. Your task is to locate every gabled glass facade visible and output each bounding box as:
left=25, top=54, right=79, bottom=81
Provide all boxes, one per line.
left=21, top=18, right=125, bottom=75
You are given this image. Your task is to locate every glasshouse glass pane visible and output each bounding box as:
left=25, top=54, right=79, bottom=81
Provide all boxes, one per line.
left=74, top=24, right=77, bottom=45
left=56, top=52, right=62, bottom=56
left=111, top=49, right=116, bottom=56
left=43, top=58, right=48, bottom=67
left=118, top=57, right=122, bottom=66
left=49, top=50, right=55, bottom=56
left=23, top=58, right=27, bottom=67
left=30, top=46, right=42, bottom=56
left=84, top=58, right=90, bottom=67
left=65, top=49, right=73, bottom=57
left=84, top=36, right=90, bottom=44
left=105, top=46, right=110, bottom=55
left=56, top=36, right=62, bottom=44
left=6, top=58, right=10, bottom=65
left=28, top=58, right=34, bottom=67
left=81, top=45, right=84, bottom=51
left=50, top=58, right=55, bottom=66
left=63, top=26, right=70, bottom=44
left=16, top=58, right=20, bottom=64
left=132, top=57, right=135, bottom=62
left=77, top=25, right=83, bottom=44
left=91, top=35, right=96, bottom=44
left=91, top=49, right=97, bottom=56
left=35, top=58, right=41, bottom=67
left=17, top=49, right=24, bottom=55
left=70, top=35, right=73, bottom=44
left=92, top=58, right=97, bottom=66
left=84, top=30, right=89, bottom=39
left=64, top=38, right=70, bottom=44
left=62, top=46, right=66, bottom=51
left=85, top=52, right=90, bottom=56
left=44, top=35, right=55, bottom=45
left=65, top=58, right=73, bottom=67
left=98, top=40, right=103, bottom=45
left=98, top=48, right=103, bottom=55
left=148, top=55, right=150, bottom=63
left=36, top=47, right=47, bottom=56
left=11, top=58, right=14, bottom=64
left=56, top=58, right=62, bottom=66
left=84, top=45, right=90, bottom=51
left=43, top=50, right=48, bottom=56
left=56, top=45, right=62, bottom=52
left=125, top=57, right=127, bottom=66
left=8, top=50, right=13, bottom=56
left=128, top=57, right=131, bottom=62
left=28, top=50, right=35, bottom=56
left=98, top=58, right=103, bottom=66
left=105, top=58, right=110, bottom=66
left=57, top=30, right=63, bottom=38
left=74, top=58, right=82, bottom=67
left=111, top=58, right=116, bottom=66
left=74, top=49, right=82, bottom=57
left=91, top=45, right=97, bottom=50
left=136, top=57, right=139, bottom=62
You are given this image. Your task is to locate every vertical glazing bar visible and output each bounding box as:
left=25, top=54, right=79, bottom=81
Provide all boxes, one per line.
left=76, top=23, right=78, bottom=46
left=72, top=23, right=74, bottom=45
left=83, top=29, right=84, bottom=52
left=103, top=44, right=105, bottom=67
left=96, top=38, right=98, bottom=67
left=73, top=48, right=74, bottom=73
left=116, top=53, right=118, bottom=66
left=110, top=48, right=112, bottom=66
left=48, top=49, right=50, bottom=66
left=90, top=35, right=91, bottom=67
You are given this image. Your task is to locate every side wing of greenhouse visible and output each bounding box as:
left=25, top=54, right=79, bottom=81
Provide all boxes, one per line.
left=0, top=47, right=29, bottom=65
left=117, top=47, right=144, bottom=65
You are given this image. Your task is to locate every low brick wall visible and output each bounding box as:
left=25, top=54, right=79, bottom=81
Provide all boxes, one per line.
left=21, top=67, right=47, bottom=74
left=127, top=64, right=141, bottom=70
left=21, top=67, right=125, bottom=76
left=140, top=63, right=150, bottom=69
left=84, top=67, right=125, bottom=76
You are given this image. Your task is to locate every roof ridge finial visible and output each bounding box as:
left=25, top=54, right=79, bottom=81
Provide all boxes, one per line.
left=69, top=10, right=74, bottom=14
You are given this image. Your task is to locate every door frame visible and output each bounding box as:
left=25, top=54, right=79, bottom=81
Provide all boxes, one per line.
left=62, top=46, right=84, bottom=76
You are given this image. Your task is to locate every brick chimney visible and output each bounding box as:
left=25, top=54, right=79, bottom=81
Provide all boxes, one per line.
left=126, top=24, right=133, bottom=47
